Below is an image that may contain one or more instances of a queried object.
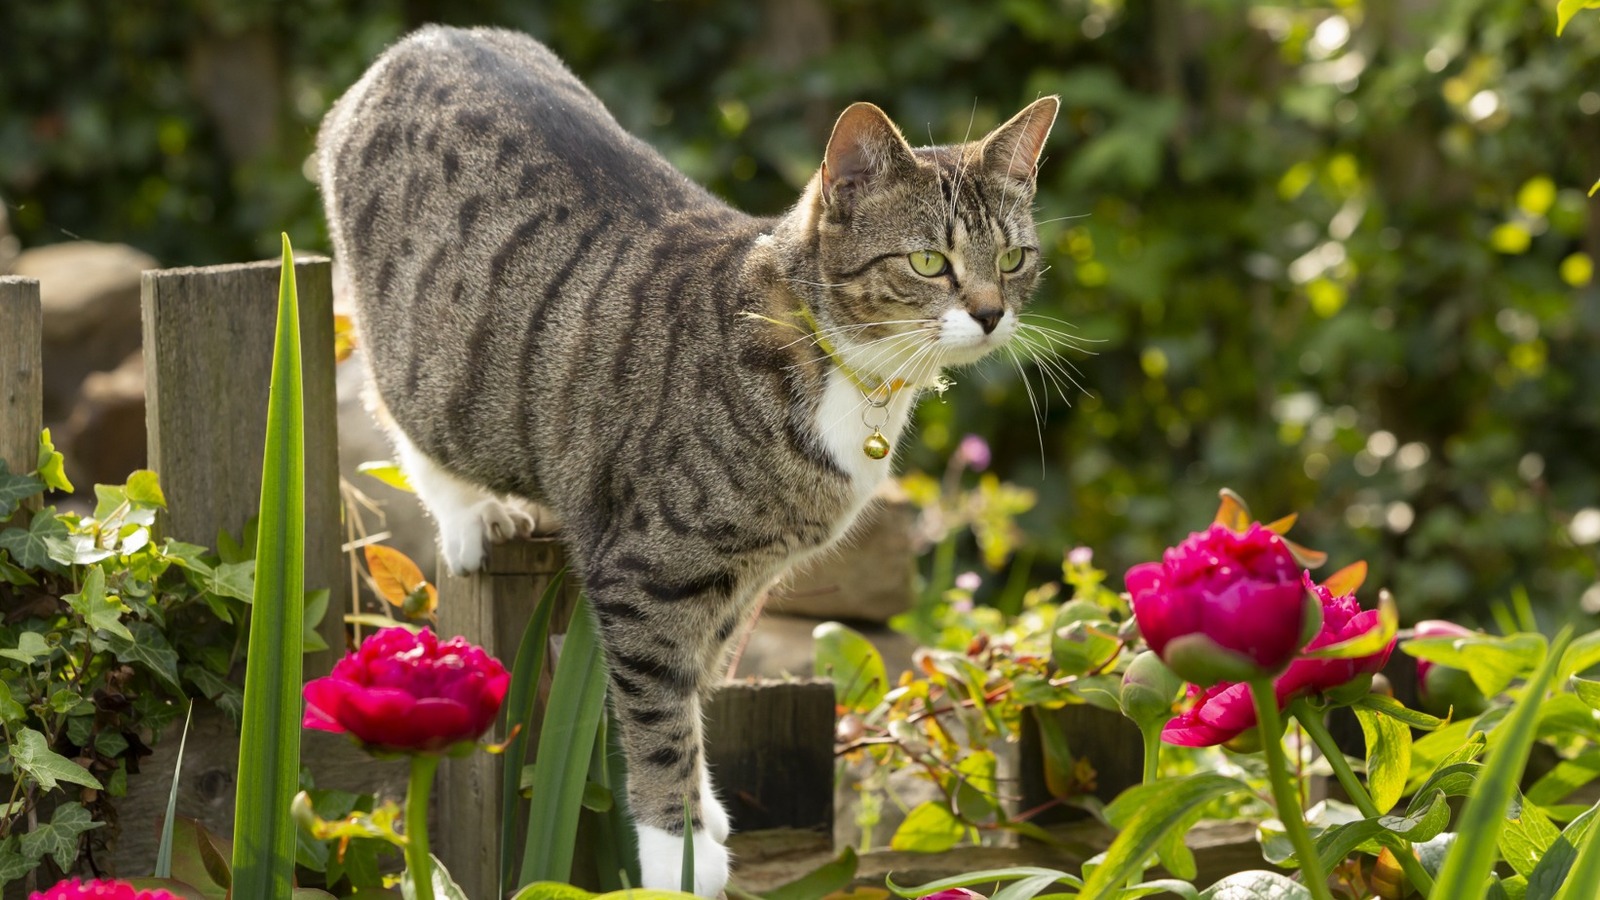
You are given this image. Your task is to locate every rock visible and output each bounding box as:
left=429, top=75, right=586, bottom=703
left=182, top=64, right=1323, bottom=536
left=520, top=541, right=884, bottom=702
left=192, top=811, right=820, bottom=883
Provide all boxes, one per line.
left=58, top=351, right=146, bottom=489
left=731, top=611, right=917, bottom=684
left=767, top=482, right=918, bottom=623
left=11, top=241, right=156, bottom=422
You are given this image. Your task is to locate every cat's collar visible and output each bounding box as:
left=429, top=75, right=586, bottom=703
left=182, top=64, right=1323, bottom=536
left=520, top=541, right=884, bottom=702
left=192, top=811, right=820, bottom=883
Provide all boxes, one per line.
left=791, top=305, right=911, bottom=399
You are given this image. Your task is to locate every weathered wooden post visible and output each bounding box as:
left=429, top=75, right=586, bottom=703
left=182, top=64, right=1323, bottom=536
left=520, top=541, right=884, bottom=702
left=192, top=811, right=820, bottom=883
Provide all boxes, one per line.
left=0, top=277, right=42, bottom=492
left=435, top=537, right=576, bottom=898
left=141, top=257, right=345, bottom=672
left=1018, top=703, right=1146, bottom=825
left=704, top=679, right=835, bottom=834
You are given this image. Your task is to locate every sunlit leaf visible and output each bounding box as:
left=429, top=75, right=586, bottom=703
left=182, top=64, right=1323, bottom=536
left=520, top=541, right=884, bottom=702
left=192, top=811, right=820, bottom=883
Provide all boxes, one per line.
left=891, top=801, right=965, bottom=853
left=1321, top=560, right=1367, bottom=597
left=1213, top=488, right=1251, bottom=533
left=1557, top=0, right=1600, bottom=35
left=364, top=543, right=432, bottom=609
left=333, top=313, right=357, bottom=363
left=34, top=429, right=73, bottom=493
left=814, top=622, right=889, bottom=712
left=358, top=460, right=414, bottom=492
left=1263, top=512, right=1297, bottom=535
left=1356, top=705, right=1410, bottom=814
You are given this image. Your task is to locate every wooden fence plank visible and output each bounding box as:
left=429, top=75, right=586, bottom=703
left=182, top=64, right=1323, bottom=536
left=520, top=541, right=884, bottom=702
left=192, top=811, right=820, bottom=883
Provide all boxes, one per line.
left=435, top=538, right=577, bottom=899
left=0, top=277, right=42, bottom=488
left=704, top=680, right=835, bottom=835
left=140, top=257, right=344, bottom=673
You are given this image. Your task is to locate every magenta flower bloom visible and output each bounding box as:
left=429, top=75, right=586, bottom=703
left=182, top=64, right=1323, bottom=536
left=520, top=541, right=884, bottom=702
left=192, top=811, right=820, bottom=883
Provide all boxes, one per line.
left=917, top=890, right=987, bottom=900
left=1162, top=575, right=1395, bottom=747
left=1127, top=523, right=1309, bottom=685
left=31, top=880, right=181, bottom=900
left=304, top=627, right=510, bottom=753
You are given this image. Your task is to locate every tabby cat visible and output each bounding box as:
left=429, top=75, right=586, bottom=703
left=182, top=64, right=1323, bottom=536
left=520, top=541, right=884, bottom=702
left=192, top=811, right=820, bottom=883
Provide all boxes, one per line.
left=318, top=25, right=1057, bottom=896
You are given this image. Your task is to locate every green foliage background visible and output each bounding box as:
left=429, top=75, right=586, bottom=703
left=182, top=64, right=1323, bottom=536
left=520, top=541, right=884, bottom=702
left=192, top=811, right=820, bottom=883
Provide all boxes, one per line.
left=4, top=0, right=1598, bottom=623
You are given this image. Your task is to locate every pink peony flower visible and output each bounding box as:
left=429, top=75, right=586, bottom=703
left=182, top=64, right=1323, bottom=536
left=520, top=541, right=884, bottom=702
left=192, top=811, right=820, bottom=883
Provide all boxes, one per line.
left=31, top=880, right=181, bottom=900
left=917, top=890, right=988, bottom=900
left=1127, top=523, right=1308, bottom=685
left=1161, top=574, right=1395, bottom=747
left=303, top=627, right=509, bottom=753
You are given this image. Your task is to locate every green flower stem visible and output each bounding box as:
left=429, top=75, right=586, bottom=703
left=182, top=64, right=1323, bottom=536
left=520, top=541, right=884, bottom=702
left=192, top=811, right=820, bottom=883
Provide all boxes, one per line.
left=1128, top=723, right=1163, bottom=888
left=1249, top=680, right=1334, bottom=900
left=1291, top=702, right=1435, bottom=898
left=406, top=753, right=441, bottom=900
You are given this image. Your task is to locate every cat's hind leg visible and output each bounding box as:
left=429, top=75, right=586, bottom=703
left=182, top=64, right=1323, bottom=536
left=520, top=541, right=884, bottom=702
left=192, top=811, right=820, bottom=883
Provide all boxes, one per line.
left=390, top=430, right=537, bottom=574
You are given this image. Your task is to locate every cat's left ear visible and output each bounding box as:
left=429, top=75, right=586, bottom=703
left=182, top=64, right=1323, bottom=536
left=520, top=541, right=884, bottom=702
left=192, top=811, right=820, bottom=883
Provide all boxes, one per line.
left=981, top=96, right=1059, bottom=185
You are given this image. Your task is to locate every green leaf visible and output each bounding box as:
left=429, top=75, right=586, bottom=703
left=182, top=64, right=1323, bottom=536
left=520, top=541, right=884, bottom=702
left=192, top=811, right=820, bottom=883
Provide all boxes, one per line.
left=0, top=459, right=43, bottom=520
left=1305, top=792, right=1450, bottom=872
left=35, top=428, right=73, bottom=493
left=886, top=867, right=1081, bottom=899
left=230, top=235, right=306, bottom=898
left=1555, top=801, right=1600, bottom=900
left=520, top=595, right=609, bottom=884
left=0, top=835, right=42, bottom=889
left=1435, top=627, right=1574, bottom=897
left=0, top=630, right=51, bottom=665
left=1402, top=632, right=1546, bottom=697
left=0, top=507, right=69, bottom=572
left=169, top=817, right=232, bottom=900
left=107, top=621, right=183, bottom=692
left=302, top=587, right=330, bottom=652
left=1528, top=750, right=1600, bottom=808
left=813, top=621, right=888, bottom=712
left=125, top=469, right=168, bottom=508
left=1356, top=704, right=1411, bottom=814
left=403, top=853, right=471, bottom=900
left=357, top=460, right=415, bottom=492
left=0, top=683, right=25, bottom=724
left=67, top=566, right=134, bottom=641
left=1558, top=0, right=1600, bottom=35
left=1500, top=794, right=1562, bottom=878
left=1574, top=676, right=1600, bottom=712
left=18, top=800, right=101, bottom=871
left=1354, top=693, right=1444, bottom=730
left=501, top=572, right=562, bottom=893
left=201, top=560, right=257, bottom=603
left=1198, top=870, right=1313, bottom=899
left=10, top=727, right=103, bottom=792
left=950, top=748, right=998, bottom=821
left=1080, top=774, right=1252, bottom=896
left=1558, top=631, right=1600, bottom=682
left=891, top=801, right=966, bottom=853
left=157, top=702, right=195, bottom=879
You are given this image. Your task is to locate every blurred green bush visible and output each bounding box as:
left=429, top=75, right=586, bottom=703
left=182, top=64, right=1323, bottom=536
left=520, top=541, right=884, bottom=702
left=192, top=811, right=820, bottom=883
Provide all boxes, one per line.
left=4, top=0, right=1597, bottom=623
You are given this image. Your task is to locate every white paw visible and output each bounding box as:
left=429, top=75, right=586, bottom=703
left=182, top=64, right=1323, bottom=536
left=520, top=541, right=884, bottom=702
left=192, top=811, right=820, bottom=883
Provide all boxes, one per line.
left=637, top=824, right=729, bottom=898
left=437, top=499, right=537, bottom=575
left=701, top=769, right=731, bottom=844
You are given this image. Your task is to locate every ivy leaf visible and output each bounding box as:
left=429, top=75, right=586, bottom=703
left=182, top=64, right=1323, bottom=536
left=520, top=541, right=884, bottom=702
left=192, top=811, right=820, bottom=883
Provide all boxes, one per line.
left=0, top=683, right=26, bottom=724
left=0, top=551, right=35, bottom=586
left=66, top=567, right=134, bottom=641
left=9, top=727, right=103, bottom=793
left=206, top=560, right=256, bottom=603
left=0, top=459, right=44, bottom=520
left=106, top=621, right=182, bottom=692
left=890, top=800, right=965, bottom=853
left=18, top=801, right=102, bottom=871
left=1357, top=705, right=1412, bottom=814
left=0, top=507, right=69, bottom=573
left=0, top=631, right=51, bottom=665
left=35, top=428, right=74, bottom=493
left=0, top=835, right=41, bottom=889
left=124, top=469, right=167, bottom=508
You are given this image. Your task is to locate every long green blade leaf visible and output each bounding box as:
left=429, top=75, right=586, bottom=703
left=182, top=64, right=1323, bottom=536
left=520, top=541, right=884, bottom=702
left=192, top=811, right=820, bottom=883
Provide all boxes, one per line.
left=1434, top=627, right=1574, bottom=897
left=1079, top=774, right=1250, bottom=898
left=587, top=705, right=641, bottom=891
left=519, top=596, right=609, bottom=885
left=154, top=700, right=194, bottom=878
left=231, top=235, right=307, bottom=897
left=500, top=572, right=565, bottom=894
left=1554, top=801, right=1600, bottom=900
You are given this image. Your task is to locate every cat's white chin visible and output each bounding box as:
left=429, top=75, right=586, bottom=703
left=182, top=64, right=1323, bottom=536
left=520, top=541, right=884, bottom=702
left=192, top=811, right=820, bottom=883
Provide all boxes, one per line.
left=636, top=824, right=730, bottom=897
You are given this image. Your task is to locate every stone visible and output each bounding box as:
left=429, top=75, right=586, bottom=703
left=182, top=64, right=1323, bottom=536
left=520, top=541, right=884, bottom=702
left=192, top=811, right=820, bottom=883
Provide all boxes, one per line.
left=766, top=481, right=917, bottom=623
left=58, top=351, right=147, bottom=490
left=731, top=611, right=917, bottom=683
left=11, top=241, right=157, bottom=422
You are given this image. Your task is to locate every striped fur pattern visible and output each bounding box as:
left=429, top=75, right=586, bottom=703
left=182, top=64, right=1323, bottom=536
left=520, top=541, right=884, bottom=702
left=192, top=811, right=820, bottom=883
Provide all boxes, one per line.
left=318, top=25, right=1056, bottom=894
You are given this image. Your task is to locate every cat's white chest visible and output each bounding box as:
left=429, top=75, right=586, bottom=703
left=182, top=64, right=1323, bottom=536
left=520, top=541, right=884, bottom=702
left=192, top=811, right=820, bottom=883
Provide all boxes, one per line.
left=813, top=370, right=918, bottom=515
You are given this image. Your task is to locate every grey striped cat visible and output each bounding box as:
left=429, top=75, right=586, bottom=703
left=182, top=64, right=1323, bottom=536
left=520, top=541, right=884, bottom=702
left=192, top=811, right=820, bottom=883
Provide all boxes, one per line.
left=318, top=25, right=1056, bottom=895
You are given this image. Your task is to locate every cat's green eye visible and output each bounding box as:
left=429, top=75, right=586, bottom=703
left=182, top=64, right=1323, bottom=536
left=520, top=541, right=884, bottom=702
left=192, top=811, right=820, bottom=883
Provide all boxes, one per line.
left=998, top=247, right=1026, bottom=273
left=908, top=250, right=949, bottom=277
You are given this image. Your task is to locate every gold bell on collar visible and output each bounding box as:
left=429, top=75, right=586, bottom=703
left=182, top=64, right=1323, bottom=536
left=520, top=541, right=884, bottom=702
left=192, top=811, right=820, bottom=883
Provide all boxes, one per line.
left=863, top=430, right=891, bottom=460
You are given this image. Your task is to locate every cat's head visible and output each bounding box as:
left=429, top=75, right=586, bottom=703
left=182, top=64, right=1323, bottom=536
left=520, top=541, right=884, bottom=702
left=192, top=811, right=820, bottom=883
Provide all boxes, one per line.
left=795, top=97, right=1059, bottom=386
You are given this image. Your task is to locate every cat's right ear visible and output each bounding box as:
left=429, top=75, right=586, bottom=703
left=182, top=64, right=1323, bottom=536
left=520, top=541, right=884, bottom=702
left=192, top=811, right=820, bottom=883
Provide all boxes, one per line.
left=821, top=102, right=915, bottom=212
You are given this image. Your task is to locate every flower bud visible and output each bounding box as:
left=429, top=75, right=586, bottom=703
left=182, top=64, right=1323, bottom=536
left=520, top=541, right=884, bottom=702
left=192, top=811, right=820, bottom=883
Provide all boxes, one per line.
left=1121, top=651, right=1185, bottom=728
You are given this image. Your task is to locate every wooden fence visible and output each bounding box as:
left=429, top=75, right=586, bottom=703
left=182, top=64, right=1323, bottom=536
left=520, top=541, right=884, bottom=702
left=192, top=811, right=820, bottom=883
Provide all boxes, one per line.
left=7, top=256, right=1359, bottom=897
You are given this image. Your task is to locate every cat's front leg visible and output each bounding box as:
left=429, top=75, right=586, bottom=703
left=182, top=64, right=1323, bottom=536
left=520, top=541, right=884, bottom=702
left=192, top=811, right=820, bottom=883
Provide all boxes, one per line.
left=390, top=430, right=538, bottom=573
